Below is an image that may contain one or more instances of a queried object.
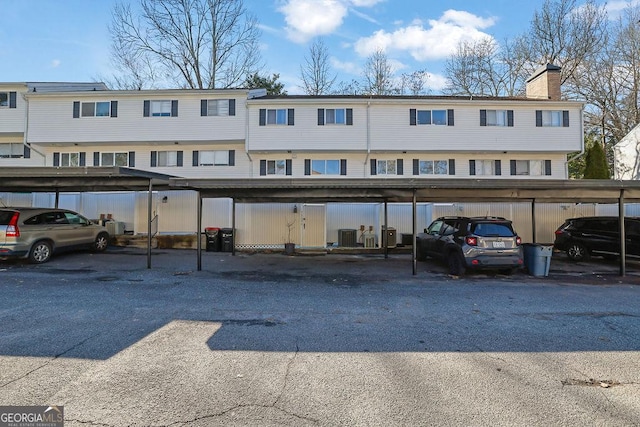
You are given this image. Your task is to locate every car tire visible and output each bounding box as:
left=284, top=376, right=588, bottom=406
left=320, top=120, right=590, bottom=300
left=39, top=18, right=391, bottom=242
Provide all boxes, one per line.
left=29, top=241, right=52, bottom=264
left=447, top=252, right=466, bottom=276
left=566, top=243, right=589, bottom=262
left=93, top=233, right=109, bottom=252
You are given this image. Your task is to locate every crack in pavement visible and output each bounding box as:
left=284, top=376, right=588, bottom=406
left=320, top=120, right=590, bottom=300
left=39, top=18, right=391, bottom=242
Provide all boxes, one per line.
left=0, top=332, right=101, bottom=389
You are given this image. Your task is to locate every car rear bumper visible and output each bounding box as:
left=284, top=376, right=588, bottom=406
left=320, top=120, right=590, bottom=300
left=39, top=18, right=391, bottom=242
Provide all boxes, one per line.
left=465, top=254, right=524, bottom=269
left=0, top=247, right=29, bottom=259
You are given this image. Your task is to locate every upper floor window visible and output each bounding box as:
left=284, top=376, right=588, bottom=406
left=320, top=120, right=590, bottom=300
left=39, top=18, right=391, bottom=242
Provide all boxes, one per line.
left=510, top=159, right=551, bottom=176
left=470, top=160, right=502, bottom=176
left=536, top=110, right=569, bottom=127
left=101, top=152, right=130, bottom=167
left=260, top=159, right=292, bottom=176
left=410, top=109, right=454, bottom=126
left=305, top=159, right=346, bottom=176
left=73, top=101, right=117, bottom=118
left=143, top=100, right=178, bottom=117
left=0, top=91, right=16, bottom=108
left=198, top=150, right=233, bottom=166
left=480, top=110, right=513, bottom=127
left=151, top=150, right=183, bottom=167
left=259, top=108, right=294, bottom=126
left=370, top=158, right=404, bottom=176
left=415, top=159, right=449, bottom=175
left=201, top=99, right=236, bottom=116
left=0, top=143, right=26, bottom=159
left=61, top=153, right=81, bottom=167
left=317, top=108, right=353, bottom=125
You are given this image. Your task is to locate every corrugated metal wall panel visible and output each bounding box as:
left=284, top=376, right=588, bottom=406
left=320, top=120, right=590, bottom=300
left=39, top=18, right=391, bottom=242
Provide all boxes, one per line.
left=0, top=192, right=35, bottom=207
left=326, top=203, right=379, bottom=245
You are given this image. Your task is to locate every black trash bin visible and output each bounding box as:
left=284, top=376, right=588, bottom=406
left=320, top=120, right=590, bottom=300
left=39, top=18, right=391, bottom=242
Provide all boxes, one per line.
left=221, top=228, right=234, bottom=252
left=205, top=227, right=221, bottom=252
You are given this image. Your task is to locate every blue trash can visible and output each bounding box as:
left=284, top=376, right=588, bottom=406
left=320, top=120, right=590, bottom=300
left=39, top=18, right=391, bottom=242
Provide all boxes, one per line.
left=523, top=243, right=553, bottom=277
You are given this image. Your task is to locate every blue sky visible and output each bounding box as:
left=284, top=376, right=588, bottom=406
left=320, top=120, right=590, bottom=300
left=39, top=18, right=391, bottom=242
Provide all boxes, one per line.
left=0, top=0, right=634, bottom=94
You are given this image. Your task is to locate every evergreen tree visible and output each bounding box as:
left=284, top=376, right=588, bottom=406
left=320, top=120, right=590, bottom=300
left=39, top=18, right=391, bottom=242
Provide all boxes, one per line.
left=583, top=140, right=610, bottom=179
left=244, top=73, right=287, bottom=96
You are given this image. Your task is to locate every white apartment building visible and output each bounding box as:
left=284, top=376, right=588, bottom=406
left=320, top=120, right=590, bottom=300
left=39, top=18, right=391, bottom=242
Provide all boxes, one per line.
left=0, top=65, right=588, bottom=247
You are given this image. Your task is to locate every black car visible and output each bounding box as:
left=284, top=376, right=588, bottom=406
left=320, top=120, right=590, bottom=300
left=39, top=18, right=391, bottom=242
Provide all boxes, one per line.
left=416, top=216, right=523, bottom=275
left=553, top=216, right=640, bottom=261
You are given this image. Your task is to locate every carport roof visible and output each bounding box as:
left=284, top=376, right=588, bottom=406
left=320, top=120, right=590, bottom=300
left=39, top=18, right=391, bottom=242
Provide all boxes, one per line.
left=170, top=177, right=640, bottom=204
left=0, top=167, right=174, bottom=192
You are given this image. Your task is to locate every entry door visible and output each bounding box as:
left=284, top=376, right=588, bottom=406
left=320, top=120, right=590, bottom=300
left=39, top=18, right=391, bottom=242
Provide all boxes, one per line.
left=301, top=204, right=326, bottom=248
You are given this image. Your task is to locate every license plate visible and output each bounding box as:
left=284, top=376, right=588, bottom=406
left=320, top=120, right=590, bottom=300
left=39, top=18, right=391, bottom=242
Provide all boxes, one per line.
left=493, top=241, right=506, bottom=248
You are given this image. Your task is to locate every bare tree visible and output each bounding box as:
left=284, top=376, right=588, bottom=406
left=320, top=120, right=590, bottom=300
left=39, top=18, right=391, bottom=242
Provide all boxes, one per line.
left=108, top=0, right=262, bottom=89
left=400, top=70, right=430, bottom=95
left=300, top=39, right=336, bottom=95
left=362, top=49, right=397, bottom=95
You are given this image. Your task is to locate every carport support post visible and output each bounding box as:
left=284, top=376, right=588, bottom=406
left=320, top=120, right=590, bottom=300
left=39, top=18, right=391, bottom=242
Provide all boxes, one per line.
left=147, top=180, right=152, bottom=269
left=619, top=189, right=626, bottom=277
left=412, top=189, right=417, bottom=275
left=54, top=191, right=60, bottom=208
left=197, top=191, right=202, bottom=271
left=384, top=200, right=388, bottom=259
left=232, top=198, right=236, bottom=256
left=531, top=199, right=536, bottom=243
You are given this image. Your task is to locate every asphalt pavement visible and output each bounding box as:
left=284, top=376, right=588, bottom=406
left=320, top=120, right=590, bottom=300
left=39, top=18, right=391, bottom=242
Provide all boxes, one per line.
left=0, top=247, right=639, bottom=426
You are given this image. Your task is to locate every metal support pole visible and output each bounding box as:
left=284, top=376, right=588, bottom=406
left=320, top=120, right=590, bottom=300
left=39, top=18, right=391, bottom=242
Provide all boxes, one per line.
left=619, top=189, right=626, bottom=277
left=412, top=190, right=417, bottom=275
left=232, top=198, right=236, bottom=256
left=384, top=200, right=388, bottom=259
left=531, top=199, right=537, bottom=243
left=54, top=191, right=60, bottom=208
left=147, top=181, right=152, bottom=269
left=197, top=191, right=202, bottom=271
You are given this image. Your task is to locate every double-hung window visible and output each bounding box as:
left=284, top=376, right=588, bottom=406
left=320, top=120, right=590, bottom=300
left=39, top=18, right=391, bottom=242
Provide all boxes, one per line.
left=201, top=99, right=236, bottom=116
left=143, top=100, right=178, bottom=117
left=510, top=160, right=551, bottom=176
left=480, top=110, right=513, bottom=127
left=317, top=108, right=353, bottom=125
left=150, top=150, right=184, bottom=167
left=61, top=153, right=81, bottom=167
left=101, top=152, right=129, bottom=167
left=259, top=108, right=294, bottom=126
left=82, top=101, right=111, bottom=117
left=536, top=110, right=569, bottom=127
left=470, top=160, right=502, bottom=176
left=200, top=150, right=230, bottom=166
left=410, top=109, right=454, bottom=126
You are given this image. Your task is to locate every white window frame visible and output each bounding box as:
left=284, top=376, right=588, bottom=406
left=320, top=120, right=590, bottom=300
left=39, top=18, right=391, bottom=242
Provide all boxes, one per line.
left=207, top=99, right=229, bottom=116
left=157, top=151, right=179, bottom=167
left=267, top=159, right=287, bottom=175
left=0, top=143, right=24, bottom=158
left=377, top=159, right=397, bottom=175
left=418, top=160, right=448, bottom=175
left=325, top=109, right=346, bottom=125
left=267, top=109, right=287, bottom=125
left=541, top=110, right=563, bottom=127
left=0, top=92, right=8, bottom=108
left=151, top=100, right=172, bottom=117
left=101, top=152, right=129, bottom=167
left=199, top=150, right=230, bottom=166
left=311, top=159, right=340, bottom=175
left=61, top=152, right=80, bottom=167
left=81, top=101, right=110, bottom=117
left=486, top=110, right=508, bottom=126
left=417, top=109, right=447, bottom=125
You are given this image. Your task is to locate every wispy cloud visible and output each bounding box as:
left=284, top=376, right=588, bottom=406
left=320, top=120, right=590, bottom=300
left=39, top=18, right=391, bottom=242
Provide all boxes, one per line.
left=50, top=59, right=61, bottom=68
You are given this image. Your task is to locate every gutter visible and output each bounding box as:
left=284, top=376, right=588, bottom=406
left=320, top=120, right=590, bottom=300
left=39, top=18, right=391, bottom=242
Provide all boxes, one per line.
left=364, top=99, right=371, bottom=177
left=244, top=95, right=253, bottom=175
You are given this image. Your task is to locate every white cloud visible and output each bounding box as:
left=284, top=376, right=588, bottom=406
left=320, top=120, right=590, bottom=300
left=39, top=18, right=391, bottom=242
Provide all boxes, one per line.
left=278, top=0, right=385, bottom=43
left=604, top=0, right=640, bottom=18
left=425, top=73, right=448, bottom=92
left=50, top=59, right=61, bottom=68
left=331, top=57, right=361, bottom=75
left=354, top=9, right=496, bottom=61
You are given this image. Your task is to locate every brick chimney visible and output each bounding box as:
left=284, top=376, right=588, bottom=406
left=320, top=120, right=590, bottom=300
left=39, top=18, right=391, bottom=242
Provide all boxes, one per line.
left=525, top=64, right=562, bottom=100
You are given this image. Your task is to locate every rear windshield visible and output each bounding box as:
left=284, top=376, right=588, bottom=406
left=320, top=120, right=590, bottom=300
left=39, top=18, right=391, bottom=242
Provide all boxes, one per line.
left=0, top=211, right=17, bottom=225
left=471, top=222, right=515, bottom=237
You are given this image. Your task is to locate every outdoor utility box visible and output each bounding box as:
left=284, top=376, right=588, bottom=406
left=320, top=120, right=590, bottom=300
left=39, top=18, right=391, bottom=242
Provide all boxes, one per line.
left=221, top=228, right=234, bottom=252
left=401, top=233, right=413, bottom=246
left=382, top=226, right=396, bottom=248
left=205, top=227, right=221, bottom=252
left=523, top=243, right=553, bottom=277
left=338, top=229, right=357, bottom=247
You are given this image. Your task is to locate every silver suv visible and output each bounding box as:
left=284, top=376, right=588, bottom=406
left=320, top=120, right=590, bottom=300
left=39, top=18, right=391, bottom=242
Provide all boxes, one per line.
left=0, top=207, right=110, bottom=263
left=416, top=216, right=523, bottom=275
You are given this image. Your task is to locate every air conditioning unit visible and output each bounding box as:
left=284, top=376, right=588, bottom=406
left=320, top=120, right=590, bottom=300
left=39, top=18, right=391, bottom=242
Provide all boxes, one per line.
left=338, top=229, right=357, bottom=247
left=106, top=221, right=125, bottom=236
left=364, top=235, right=376, bottom=248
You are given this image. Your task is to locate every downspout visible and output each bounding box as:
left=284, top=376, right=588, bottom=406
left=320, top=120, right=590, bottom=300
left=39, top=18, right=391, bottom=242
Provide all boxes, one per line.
left=22, top=93, right=46, bottom=164
left=245, top=95, right=253, bottom=175
left=565, top=104, right=585, bottom=178
left=364, top=99, right=371, bottom=176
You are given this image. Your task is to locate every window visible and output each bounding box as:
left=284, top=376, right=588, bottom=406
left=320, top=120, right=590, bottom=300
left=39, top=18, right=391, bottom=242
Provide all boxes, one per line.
left=326, top=109, right=344, bottom=124
left=410, top=109, right=453, bottom=126
left=268, top=160, right=286, bottom=175
left=305, top=159, right=347, bottom=176
left=0, top=143, right=24, bottom=158
left=510, top=160, right=551, bottom=176
left=202, top=99, right=235, bottom=116
left=61, top=153, right=80, bottom=167
left=81, top=101, right=110, bottom=117
left=377, top=159, right=397, bottom=175
left=101, top=152, right=129, bottom=167
left=259, top=108, right=294, bottom=126
left=200, top=150, right=230, bottom=166
left=536, top=110, right=569, bottom=127
left=480, top=110, right=513, bottom=127
left=417, top=160, right=448, bottom=175
left=470, top=160, right=501, bottom=176
left=151, top=100, right=171, bottom=117
left=157, top=151, right=179, bottom=167
left=0, top=92, right=8, bottom=107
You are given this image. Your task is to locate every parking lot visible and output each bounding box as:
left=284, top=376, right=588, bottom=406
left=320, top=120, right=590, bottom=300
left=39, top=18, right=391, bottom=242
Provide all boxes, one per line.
left=1, top=247, right=639, bottom=426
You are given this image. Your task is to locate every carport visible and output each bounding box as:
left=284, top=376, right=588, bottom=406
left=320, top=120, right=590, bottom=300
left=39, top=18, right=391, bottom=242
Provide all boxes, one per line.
left=170, top=177, right=640, bottom=276
left=0, top=167, right=173, bottom=268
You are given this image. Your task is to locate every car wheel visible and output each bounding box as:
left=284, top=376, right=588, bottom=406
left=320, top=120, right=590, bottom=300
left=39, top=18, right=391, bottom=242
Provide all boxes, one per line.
left=93, top=233, right=109, bottom=252
left=566, top=243, right=589, bottom=262
left=447, top=252, right=466, bottom=276
left=29, top=241, right=52, bottom=264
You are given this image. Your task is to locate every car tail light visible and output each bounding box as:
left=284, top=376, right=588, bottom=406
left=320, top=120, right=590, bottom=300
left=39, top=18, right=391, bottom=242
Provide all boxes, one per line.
left=554, top=229, right=564, bottom=235
left=465, top=236, right=477, bottom=246
left=6, top=212, right=20, bottom=237
left=516, top=236, right=522, bottom=245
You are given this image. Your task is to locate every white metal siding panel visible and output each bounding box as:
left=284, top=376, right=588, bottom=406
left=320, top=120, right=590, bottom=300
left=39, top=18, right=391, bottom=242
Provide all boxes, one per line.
left=27, top=94, right=246, bottom=144
left=247, top=105, right=367, bottom=151
left=0, top=192, right=33, bottom=206
left=0, top=85, right=27, bottom=133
